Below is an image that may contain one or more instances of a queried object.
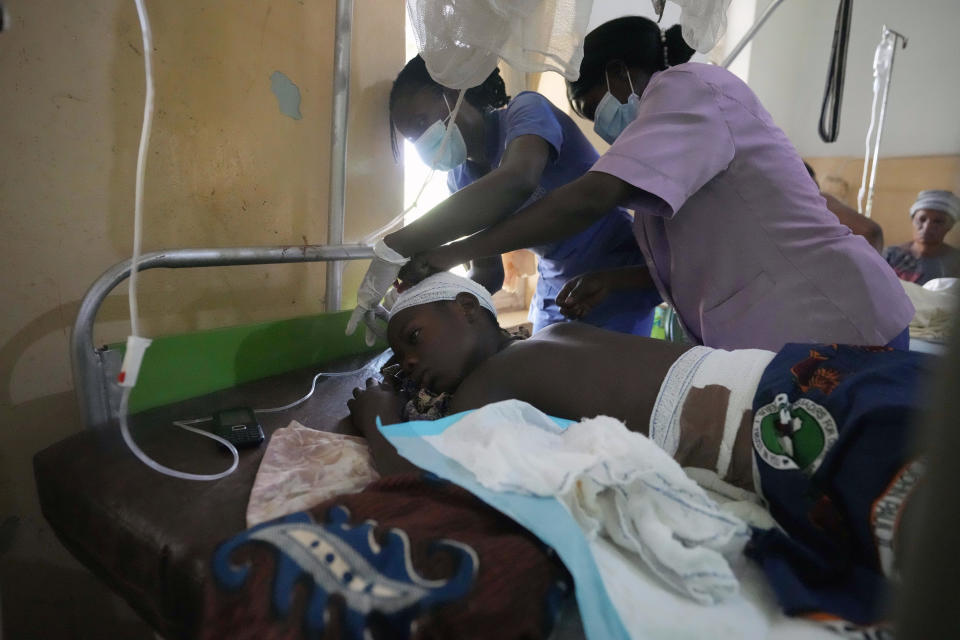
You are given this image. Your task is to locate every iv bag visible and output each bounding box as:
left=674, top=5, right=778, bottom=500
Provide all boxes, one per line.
left=407, top=0, right=594, bottom=90
left=872, top=30, right=896, bottom=93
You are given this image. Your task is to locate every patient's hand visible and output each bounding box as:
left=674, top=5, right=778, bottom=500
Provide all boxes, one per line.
left=347, top=377, right=405, bottom=438
left=347, top=378, right=420, bottom=476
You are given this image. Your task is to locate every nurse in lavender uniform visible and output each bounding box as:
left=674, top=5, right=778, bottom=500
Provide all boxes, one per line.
left=409, top=16, right=913, bottom=352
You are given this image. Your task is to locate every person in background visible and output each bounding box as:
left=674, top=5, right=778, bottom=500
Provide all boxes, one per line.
left=803, top=162, right=884, bottom=251
left=882, top=190, right=960, bottom=285
left=346, top=55, right=659, bottom=343
left=405, top=16, right=913, bottom=352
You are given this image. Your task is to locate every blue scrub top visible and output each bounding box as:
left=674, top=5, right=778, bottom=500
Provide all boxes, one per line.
left=448, top=91, right=660, bottom=335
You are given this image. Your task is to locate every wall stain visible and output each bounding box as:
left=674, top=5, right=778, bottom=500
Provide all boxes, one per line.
left=269, top=70, right=302, bottom=120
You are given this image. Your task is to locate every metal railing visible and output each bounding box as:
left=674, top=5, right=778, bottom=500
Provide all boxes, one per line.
left=71, top=244, right=374, bottom=430
left=325, top=0, right=354, bottom=312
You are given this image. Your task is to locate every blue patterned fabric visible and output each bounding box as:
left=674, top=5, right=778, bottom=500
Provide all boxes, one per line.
left=748, top=343, right=933, bottom=626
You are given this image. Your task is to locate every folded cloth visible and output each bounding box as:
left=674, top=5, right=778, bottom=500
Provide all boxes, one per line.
left=426, top=400, right=751, bottom=605
left=246, top=421, right=379, bottom=527
left=923, top=277, right=958, bottom=292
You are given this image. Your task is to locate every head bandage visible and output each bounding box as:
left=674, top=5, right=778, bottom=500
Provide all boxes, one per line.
left=390, top=272, right=497, bottom=320
left=910, top=190, right=959, bottom=222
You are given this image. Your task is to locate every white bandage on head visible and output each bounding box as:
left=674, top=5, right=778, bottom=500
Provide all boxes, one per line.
left=389, top=272, right=497, bottom=320
left=910, top=190, right=960, bottom=222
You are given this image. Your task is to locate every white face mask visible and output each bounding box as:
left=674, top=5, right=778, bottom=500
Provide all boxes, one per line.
left=413, top=94, right=467, bottom=171
left=592, top=69, right=640, bottom=145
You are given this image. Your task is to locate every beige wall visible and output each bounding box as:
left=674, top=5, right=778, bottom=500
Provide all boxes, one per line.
left=0, top=0, right=402, bottom=576
left=806, top=155, right=960, bottom=248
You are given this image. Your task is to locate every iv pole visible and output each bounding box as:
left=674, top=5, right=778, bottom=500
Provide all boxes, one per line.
left=721, top=0, right=789, bottom=68
left=862, top=25, right=908, bottom=218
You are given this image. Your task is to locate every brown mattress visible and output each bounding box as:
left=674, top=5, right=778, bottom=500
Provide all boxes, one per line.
left=33, top=352, right=383, bottom=639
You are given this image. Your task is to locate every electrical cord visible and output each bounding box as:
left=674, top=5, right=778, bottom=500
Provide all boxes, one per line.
left=120, top=352, right=391, bottom=481
left=120, top=387, right=240, bottom=482
left=254, top=352, right=391, bottom=415
left=818, top=0, right=853, bottom=143
left=123, top=0, right=396, bottom=480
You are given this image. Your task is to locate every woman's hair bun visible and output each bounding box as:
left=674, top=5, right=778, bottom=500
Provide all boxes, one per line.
left=664, top=24, right=695, bottom=67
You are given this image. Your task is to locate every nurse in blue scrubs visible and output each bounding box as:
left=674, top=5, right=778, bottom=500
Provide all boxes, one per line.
left=360, top=55, right=659, bottom=335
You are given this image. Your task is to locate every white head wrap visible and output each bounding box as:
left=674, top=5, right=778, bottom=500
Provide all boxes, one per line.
left=389, top=272, right=497, bottom=320
left=910, top=190, right=960, bottom=222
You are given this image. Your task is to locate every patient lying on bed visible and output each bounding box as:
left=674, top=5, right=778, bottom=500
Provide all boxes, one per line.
left=349, top=272, right=933, bottom=627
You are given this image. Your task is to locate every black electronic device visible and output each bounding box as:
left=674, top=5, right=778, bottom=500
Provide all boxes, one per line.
left=212, top=407, right=265, bottom=448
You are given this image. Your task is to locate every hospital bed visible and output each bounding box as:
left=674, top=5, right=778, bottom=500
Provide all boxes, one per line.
left=34, top=245, right=846, bottom=640
left=35, top=351, right=379, bottom=638
left=35, top=243, right=386, bottom=638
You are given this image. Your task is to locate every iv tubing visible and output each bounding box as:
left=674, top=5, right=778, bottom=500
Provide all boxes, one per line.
left=361, top=89, right=467, bottom=246
left=123, top=2, right=386, bottom=480
left=865, top=34, right=899, bottom=218
left=120, top=387, right=240, bottom=482
left=130, top=0, right=154, bottom=338
left=122, top=352, right=387, bottom=481
left=122, top=0, right=242, bottom=482
left=254, top=354, right=387, bottom=414
left=857, top=62, right=882, bottom=214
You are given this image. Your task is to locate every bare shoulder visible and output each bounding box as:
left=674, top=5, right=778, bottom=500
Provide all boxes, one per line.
left=448, top=324, right=606, bottom=413
left=533, top=320, right=632, bottom=345
left=448, top=338, right=549, bottom=413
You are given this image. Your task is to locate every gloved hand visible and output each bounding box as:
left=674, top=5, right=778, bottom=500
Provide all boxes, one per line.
left=346, top=239, right=409, bottom=346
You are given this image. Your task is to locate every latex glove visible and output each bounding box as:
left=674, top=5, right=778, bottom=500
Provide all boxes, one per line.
left=351, top=303, right=390, bottom=347
left=382, top=285, right=400, bottom=311
left=347, top=239, right=408, bottom=346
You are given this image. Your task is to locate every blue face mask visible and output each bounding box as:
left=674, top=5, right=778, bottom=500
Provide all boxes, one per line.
left=413, top=94, right=467, bottom=171
left=592, top=69, right=640, bottom=145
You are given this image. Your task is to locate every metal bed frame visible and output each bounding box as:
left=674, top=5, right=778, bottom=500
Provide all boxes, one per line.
left=71, top=244, right=374, bottom=431
left=73, top=0, right=362, bottom=430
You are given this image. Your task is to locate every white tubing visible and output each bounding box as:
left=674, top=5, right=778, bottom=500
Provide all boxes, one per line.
left=857, top=82, right=880, bottom=214
left=123, top=1, right=242, bottom=482
left=857, top=29, right=898, bottom=216
left=120, top=351, right=388, bottom=480
left=361, top=89, right=466, bottom=246
left=254, top=353, right=387, bottom=414
left=119, top=387, right=240, bottom=482
left=130, top=0, right=154, bottom=337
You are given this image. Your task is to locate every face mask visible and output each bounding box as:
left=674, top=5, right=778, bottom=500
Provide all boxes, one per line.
left=413, top=94, right=467, bottom=171
left=593, top=69, right=640, bottom=145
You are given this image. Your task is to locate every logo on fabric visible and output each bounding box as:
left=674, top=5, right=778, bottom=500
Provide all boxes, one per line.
left=752, top=394, right=838, bottom=475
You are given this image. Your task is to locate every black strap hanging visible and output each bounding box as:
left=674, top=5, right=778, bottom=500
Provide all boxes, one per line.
left=819, top=0, right=854, bottom=143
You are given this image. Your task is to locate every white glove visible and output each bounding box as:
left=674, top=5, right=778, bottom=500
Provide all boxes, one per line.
left=346, top=239, right=408, bottom=346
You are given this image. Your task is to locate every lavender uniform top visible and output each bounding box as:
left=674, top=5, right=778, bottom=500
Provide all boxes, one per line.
left=590, top=63, right=913, bottom=351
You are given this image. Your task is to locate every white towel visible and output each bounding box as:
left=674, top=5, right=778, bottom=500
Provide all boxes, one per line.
left=425, top=400, right=751, bottom=605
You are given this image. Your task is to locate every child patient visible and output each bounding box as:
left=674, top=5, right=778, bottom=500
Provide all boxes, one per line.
left=348, top=271, right=932, bottom=628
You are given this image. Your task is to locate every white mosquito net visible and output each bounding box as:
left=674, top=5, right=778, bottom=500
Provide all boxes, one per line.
left=406, top=0, right=594, bottom=89
left=407, top=0, right=730, bottom=90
